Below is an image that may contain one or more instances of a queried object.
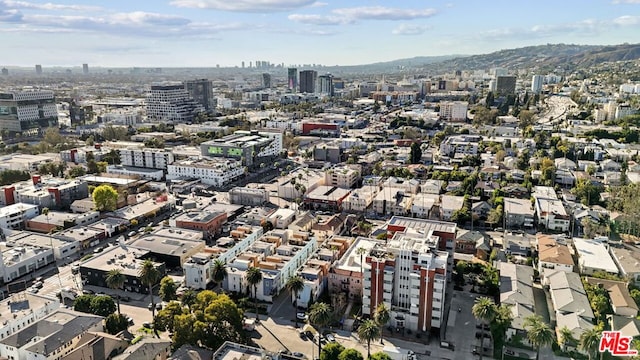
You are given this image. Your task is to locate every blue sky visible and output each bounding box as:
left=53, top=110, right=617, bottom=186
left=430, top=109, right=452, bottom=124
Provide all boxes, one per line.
left=1, top=0, right=640, bottom=67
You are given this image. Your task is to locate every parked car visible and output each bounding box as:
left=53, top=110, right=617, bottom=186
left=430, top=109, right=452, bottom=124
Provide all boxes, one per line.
left=148, top=303, right=154, bottom=310
left=82, top=289, right=94, bottom=295
left=296, top=312, right=308, bottom=321
left=142, top=322, right=152, bottom=329
left=155, top=303, right=163, bottom=310
left=33, top=281, right=44, bottom=289
left=324, top=334, right=336, bottom=343
left=292, top=352, right=305, bottom=358
left=125, top=316, right=134, bottom=325
left=298, top=331, right=308, bottom=340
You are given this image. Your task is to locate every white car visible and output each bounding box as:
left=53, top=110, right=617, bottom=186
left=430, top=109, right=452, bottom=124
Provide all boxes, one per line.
left=296, top=312, right=308, bottom=321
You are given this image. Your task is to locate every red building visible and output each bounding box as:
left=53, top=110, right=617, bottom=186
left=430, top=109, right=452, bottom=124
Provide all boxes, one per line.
left=174, top=210, right=227, bottom=239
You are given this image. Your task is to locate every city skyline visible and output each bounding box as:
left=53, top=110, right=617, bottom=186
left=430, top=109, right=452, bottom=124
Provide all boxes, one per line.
left=1, top=0, right=640, bottom=67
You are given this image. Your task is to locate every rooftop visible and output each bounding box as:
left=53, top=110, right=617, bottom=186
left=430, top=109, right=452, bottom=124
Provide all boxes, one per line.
left=334, top=237, right=383, bottom=273
left=0, top=203, right=38, bottom=217
left=387, top=216, right=457, bottom=235
left=81, top=246, right=157, bottom=277
left=305, top=186, right=351, bottom=202
left=573, top=238, right=619, bottom=274
left=537, top=234, right=574, bottom=266
left=0, top=293, right=58, bottom=323
left=129, top=234, right=204, bottom=257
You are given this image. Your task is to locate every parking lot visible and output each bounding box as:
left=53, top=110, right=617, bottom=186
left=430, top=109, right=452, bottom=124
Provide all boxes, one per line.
left=445, top=290, right=487, bottom=360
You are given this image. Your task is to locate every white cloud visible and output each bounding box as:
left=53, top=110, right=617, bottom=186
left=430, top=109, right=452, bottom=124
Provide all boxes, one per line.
left=289, top=6, right=437, bottom=26
left=332, top=6, right=437, bottom=21
left=309, top=1, right=327, bottom=7
left=287, top=13, right=351, bottom=25
left=0, top=0, right=101, bottom=11
left=392, top=23, right=430, bottom=35
left=0, top=9, right=22, bottom=22
left=169, top=0, right=316, bottom=12
left=613, top=15, right=640, bottom=25
left=612, top=0, right=640, bottom=4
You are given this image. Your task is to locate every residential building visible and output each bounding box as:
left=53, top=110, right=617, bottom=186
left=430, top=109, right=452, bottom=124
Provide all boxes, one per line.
left=573, top=238, right=619, bottom=275
left=183, top=225, right=263, bottom=289
left=440, top=195, right=464, bottom=221
left=119, top=148, right=175, bottom=170
left=585, top=277, right=639, bottom=317
left=504, top=232, right=535, bottom=257
left=537, top=234, right=574, bottom=273
left=0, top=203, right=39, bottom=230
left=499, top=262, right=535, bottom=340
left=372, top=188, right=412, bottom=216
left=385, top=216, right=457, bottom=251
left=0, top=240, right=54, bottom=282
left=420, top=180, right=444, bottom=195
left=382, top=177, right=420, bottom=194
left=439, top=101, right=468, bottom=122
left=545, top=269, right=594, bottom=320
left=317, top=74, right=334, bottom=96
left=0, top=90, right=58, bottom=135
left=0, top=293, right=60, bottom=343
left=608, top=315, right=640, bottom=339
left=60, top=146, right=109, bottom=164
left=438, top=135, right=480, bottom=157
left=410, top=193, right=438, bottom=219
left=65, top=332, right=129, bottom=360
left=112, top=338, right=171, bottom=360
left=297, top=259, right=331, bottom=308
left=167, top=158, right=244, bottom=187
left=342, top=187, right=377, bottom=213
left=146, top=83, right=204, bottom=123
left=128, top=229, right=205, bottom=268
left=455, top=230, right=490, bottom=260
left=0, top=309, right=103, bottom=360
left=211, top=342, right=278, bottom=360
left=1, top=177, right=89, bottom=209
left=531, top=75, right=544, bottom=93
left=267, top=208, right=296, bottom=229
left=362, top=230, right=449, bottom=333
left=504, top=198, right=535, bottom=228
left=324, top=166, right=361, bottom=189
left=534, top=197, right=570, bottom=232
left=610, top=244, right=640, bottom=284
left=79, top=246, right=166, bottom=293
left=106, top=165, right=164, bottom=181
left=330, top=237, right=383, bottom=300
left=287, top=68, right=298, bottom=92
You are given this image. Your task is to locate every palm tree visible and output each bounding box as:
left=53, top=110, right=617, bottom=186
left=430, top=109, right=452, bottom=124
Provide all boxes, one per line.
left=138, top=259, right=161, bottom=319
left=558, top=326, right=575, bottom=352
left=105, top=269, right=126, bottom=315
left=579, top=325, right=603, bottom=360
left=374, top=303, right=390, bottom=344
left=211, top=259, right=227, bottom=288
left=472, top=297, right=496, bottom=360
left=246, top=267, right=263, bottom=320
left=524, top=315, right=555, bottom=360
left=357, top=319, right=381, bottom=358
left=309, top=302, right=332, bottom=356
left=356, top=247, right=367, bottom=274
left=286, top=275, right=305, bottom=328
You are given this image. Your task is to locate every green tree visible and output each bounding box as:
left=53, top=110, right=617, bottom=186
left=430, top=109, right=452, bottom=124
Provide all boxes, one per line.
left=154, top=301, right=186, bottom=332
left=90, top=295, right=117, bottom=317
left=105, top=268, right=126, bottom=315
left=105, top=313, right=129, bottom=334
left=338, top=348, right=363, bottom=360
left=373, top=303, right=390, bottom=344
left=159, top=276, right=178, bottom=302
left=369, top=353, right=393, bottom=360
left=92, top=184, right=118, bottom=212
left=309, top=302, right=333, bottom=355
left=320, top=342, right=345, bottom=360
left=558, top=326, right=576, bottom=351
left=286, top=275, right=305, bottom=328
left=579, top=324, right=603, bottom=360
left=246, top=267, right=263, bottom=320
left=139, top=259, right=161, bottom=319
left=68, top=166, right=86, bottom=178
left=590, top=293, right=609, bottom=321
left=518, top=110, right=535, bottom=130
left=472, top=297, right=496, bottom=360
left=357, top=319, right=381, bottom=358
left=212, top=259, right=227, bottom=286
left=409, top=142, right=422, bottom=164
left=172, top=313, right=198, bottom=350
left=181, top=289, right=197, bottom=310
left=73, top=294, right=94, bottom=313
left=524, top=315, right=555, bottom=360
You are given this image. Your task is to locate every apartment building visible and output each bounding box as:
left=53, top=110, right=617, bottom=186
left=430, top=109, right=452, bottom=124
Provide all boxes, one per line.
left=183, top=225, right=263, bottom=289
left=229, top=187, right=269, bottom=206
left=342, top=186, right=378, bottom=213
left=533, top=186, right=569, bottom=232
left=537, top=234, right=574, bottom=273
left=167, top=158, right=245, bottom=187
left=0, top=203, right=39, bottom=230
left=0, top=90, right=58, bottom=135
left=504, top=198, right=535, bottom=228
left=438, top=135, right=480, bottom=157
left=0, top=293, right=60, bottom=342
left=119, top=148, right=175, bottom=170
left=330, top=237, right=383, bottom=300
left=146, top=83, right=204, bottom=123
left=439, top=101, right=468, bottom=122
left=362, top=230, right=449, bottom=333
left=324, top=166, right=361, bottom=189
left=1, top=176, right=89, bottom=209
left=573, top=238, right=619, bottom=276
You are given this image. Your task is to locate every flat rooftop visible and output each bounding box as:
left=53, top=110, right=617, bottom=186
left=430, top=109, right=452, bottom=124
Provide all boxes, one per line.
left=0, top=293, right=58, bottom=323
left=174, top=210, right=225, bottom=224
left=388, top=216, right=457, bottom=234
left=79, top=175, right=137, bottom=186
left=81, top=246, right=156, bottom=277
left=306, top=186, right=351, bottom=201
left=573, top=238, right=619, bottom=274
left=0, top=203, right=38, bottom=217
left=6, top=230, right=72, bottom=250
left=129, top=234, right=204, bottom=257
left=335, top=237, right=383, bottom=273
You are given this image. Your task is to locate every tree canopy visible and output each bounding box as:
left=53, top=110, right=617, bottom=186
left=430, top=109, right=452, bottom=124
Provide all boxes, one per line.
left=92, top=184, right=118, bottom=212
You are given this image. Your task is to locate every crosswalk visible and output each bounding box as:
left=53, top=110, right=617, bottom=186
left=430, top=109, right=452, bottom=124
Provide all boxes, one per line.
left=39, top=270, right=81, bottom=299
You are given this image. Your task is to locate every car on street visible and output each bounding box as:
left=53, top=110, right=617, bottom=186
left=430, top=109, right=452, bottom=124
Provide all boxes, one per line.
left=292, top=352, right=305, bottom=358
left=127, top=231, right=137, bottom=237
left=155, top=303, right=163, bottom=310
left=324, top=334, right=336, bottom=343
left=298, top=331, right=307, bottom=340
left=82, top=289, right=94, bottom=295
left=125, top=316, right=134, bottom=325
left=33, top=281, right=44, bottom=289
left=296, top=312, right=308, bottom=321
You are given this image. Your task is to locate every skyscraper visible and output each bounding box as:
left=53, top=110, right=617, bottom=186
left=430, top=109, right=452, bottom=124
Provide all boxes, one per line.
left=184, top=79, right=215, bottom=112
left=262, top=73, right=271, bottom=89
left=287, top=68, right=298, bottom=92
left=531, top=75, right=544, bottom=93
left=299, top=70, right=317, bottom=94
left=0, top=90, right=58, bottom=135
left=496, top=75, right=517, bottom=95
left=35, top=65, right=42, bottom=75
left=82, top=63, right=89, bottom=74
left=317, top=74, right=334, bottom=96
